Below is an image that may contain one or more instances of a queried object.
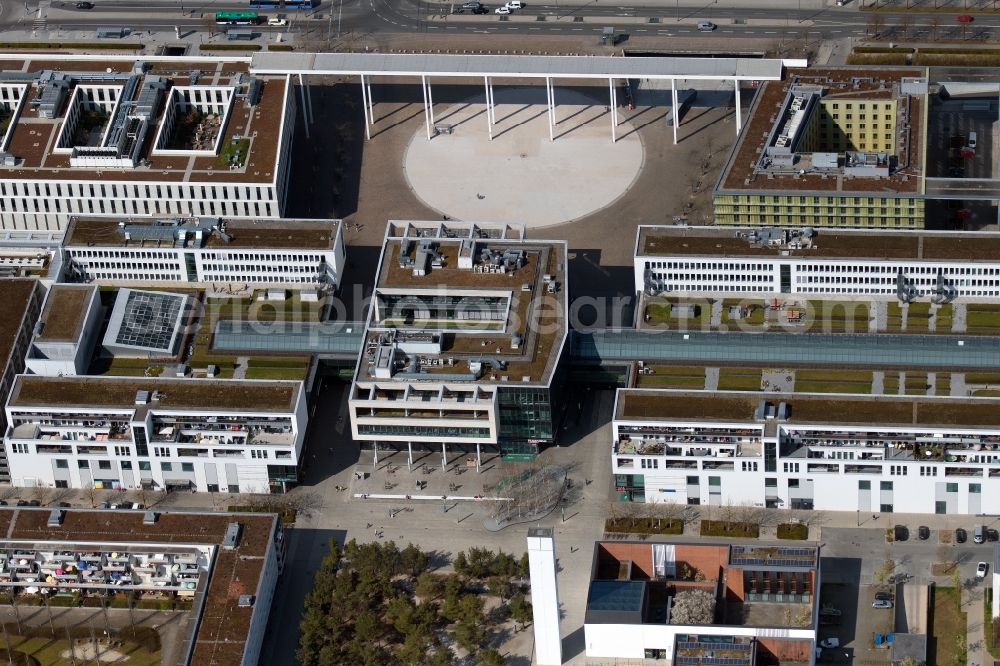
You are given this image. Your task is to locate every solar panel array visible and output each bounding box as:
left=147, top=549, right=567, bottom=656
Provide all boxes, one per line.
left=114, top=291, right=184, bottom=351
left=730, top=545, right=816, bottom=568
left=676, top=637, right=753, bottom=666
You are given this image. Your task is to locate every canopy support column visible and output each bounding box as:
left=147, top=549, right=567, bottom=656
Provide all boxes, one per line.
left=485, top=76, right=493, bottom=140
left=360, top=74, right=371, bottom=141
left=421, top=74, right=432, bottom=140
left=609, top=78, right=617, bottom=143
left=734, top=78, right=742, bottom=135
left=546, top=76, right=554, bottom=141
left=671, top=77, right=679, bottom=145
left=366, top=75, right=374, bottom=124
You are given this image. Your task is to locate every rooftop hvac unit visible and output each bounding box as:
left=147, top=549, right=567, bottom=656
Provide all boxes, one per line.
left=142, top=511, right=158, bottom=525
left=47, top=510, right=64, bottom=528
left=134, top=390, right=150, bottom=405
left=238, top=594, right=256, bottom=608
left=223, top=522, right=243, bottom=550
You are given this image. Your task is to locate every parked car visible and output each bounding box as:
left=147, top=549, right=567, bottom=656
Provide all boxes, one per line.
left=131, top=503, right=144, bottom=510
left=978, top=562, right=989, bottom=579
left=57, top=502, right=71, bottom=508
left=968, top=130, right=978, bottom=149
left=97, top=502, right=110, bottom=509
left=956, top=527, right=968, bottom=544
left=26, top=500, right=40, bottom=507
left=894, top=525, right=908, bottom=542
left=14, top=500, right=27, bottom=507
left=918, top=525, right=930, bottom=540
left=268, top=17, right=288, bottom=26
left=988, top=528, right=998, bottom=542
left=473, top=5, right=489, bottom=12
left=819, top=607, right=842, bottom=617
left=873, top=592, right=894, bottom=609
left=819, top=638, right=840, bottom=649
left=495, top=6, right=510, bottom=13
left=697, top=21, right=716, bottom=31
left=505, top=0, right=524, bottom=7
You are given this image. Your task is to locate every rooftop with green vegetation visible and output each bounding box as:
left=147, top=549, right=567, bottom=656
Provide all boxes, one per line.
left=638, top=225, right=1000, bottom=262
left=617, top=389, right=1000, bottom=429
left=64, top=217, right=339, bottom=250
left=9, top=375, right=300, bottom=412
left=35, top=284, right=94, bottom=343
left=0, top=279, right=38, bottom=368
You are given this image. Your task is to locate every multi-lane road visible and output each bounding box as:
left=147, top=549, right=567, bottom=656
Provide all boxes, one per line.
left=3, top=0, right=1000, bottom=40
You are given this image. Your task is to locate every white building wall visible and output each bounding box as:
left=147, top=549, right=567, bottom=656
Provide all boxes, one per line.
left=635, top=255, right=1000, bottom=300
left=613, top=417, right=1000, bottom=515
left=242, top=521, right=281, bottom=666
left=584, top=622, right=815, bottom=661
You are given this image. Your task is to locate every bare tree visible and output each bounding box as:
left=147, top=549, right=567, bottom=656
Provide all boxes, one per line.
left=929, top=15, right=942, bottom=40
left=873, top=559, right=896, bottom=584
left=899, top=14, right=914, bottom=39
left=670, top=589, right=716, bottom=624
left=29, top=486, right=52, bottom=505
left=868, top=14, right=886, bottom=38
left=83, top=486, right=100, bottom=508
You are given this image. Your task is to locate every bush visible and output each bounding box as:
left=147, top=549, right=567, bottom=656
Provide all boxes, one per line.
left=605, top=517, right=684, bottom=535
left=200, top=44, right=263, bottom=51
left=268, top=44, right=295, bottom=51
left=846, top=53, right=909, bottom=65
left=700, top=520, right=759, bottom=538
left=777, top=523, right=809, bottom=540
left=0, top=41, right=143, bottom=49
left=854, top=46, right=914, bottom=53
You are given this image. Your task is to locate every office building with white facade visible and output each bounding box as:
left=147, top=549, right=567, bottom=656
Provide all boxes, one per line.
left=4, top=375, right=307, bottom=493
left=584, top=540, right=819, bottom=663
left=0, top=56, right=295, bottom=231
left=636, top=225, right=1000, bottom=302
left=613, top=388, right=1000, bottom=515
left=0, top=507, right=285, bottom=666
left=62, top=216, right=344, bottom=290
left=348, top=221, right=568, bottom=461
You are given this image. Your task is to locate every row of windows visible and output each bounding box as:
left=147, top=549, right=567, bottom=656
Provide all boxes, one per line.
left=0, top=181, right=274, bottom=202
left=70, top=250, right=328, bottom=262
left=0, top=196, right=277, bottom=219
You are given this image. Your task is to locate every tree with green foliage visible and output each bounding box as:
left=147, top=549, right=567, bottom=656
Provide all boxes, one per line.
left=488, top=575, right=513, bottom=601
left=510, top=592, right=533, bottom=631
left=415, top=571, right=446, bottom=601
left=477, top=648, right=506, bottom=665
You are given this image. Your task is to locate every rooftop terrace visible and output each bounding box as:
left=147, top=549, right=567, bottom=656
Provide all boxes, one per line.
left=64, top=216, right=339, bottom=250
left=0, top=507, right=277, bottom=666
left=617, top=389, right=1000, bottom=429
left=637, top=225, right=1000, bottom=262
left=363, top=228, right=567, bottom=387
left=0, top=57, right=285, bottom=184
left=8, top=375, right=300, bottom=412
left=718, top=68, right=925, bottom=194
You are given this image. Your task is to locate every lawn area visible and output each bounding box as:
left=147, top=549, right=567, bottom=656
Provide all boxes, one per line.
left=644, top=299, right=712, bottom=330
left=721, top=299, right=766, bottom=327
left=0, top=632, right=160, bottom=666
left=985, top=589, right=1000, bottom=660
left=805, top=300, right=870, bottom=334
left=936, top=372, right=951, bottom=397
left=931, top=586, right=967, bottom=666
left=635, top=366, right=706, bottom=389
left=885, top=301, right=904, bottom=333
left=717, top=368, right=762, bottom=391
left=244, top=366, right=309, bottom=380
left=965, top=304, right=1000, bottom=334
left=936, top=303, right=954, bottom=332
left=794, top=369, right=872, bottom=394
left=907, top=302, right=932, bottom=332
left=905, top=372, right=930, bottom=396
left=974, top=390, right=1000, bottom=397
left=966, top=373, right=1000, bottom=385
left=883, top=371, right=900, bottom=395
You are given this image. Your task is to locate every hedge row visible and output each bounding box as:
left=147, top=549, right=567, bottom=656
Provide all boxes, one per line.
left=199, top=44, right=263, bottom=51
left=604, top=517, right=684, bottom=535
left=777, top=523, right=809, bottom=540
left=0, top=42, right=144, bottom=49
left=700, top=520, right=759, bottom=538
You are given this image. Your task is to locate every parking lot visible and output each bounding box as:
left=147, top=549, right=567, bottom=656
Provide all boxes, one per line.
left=926, top=96, right=996, bottom=179
left=818, top=581, right=896, bottom=665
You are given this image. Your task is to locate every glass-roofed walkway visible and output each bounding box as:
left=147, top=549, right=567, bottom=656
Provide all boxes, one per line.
left=213, top=321, right=1000, bottom=369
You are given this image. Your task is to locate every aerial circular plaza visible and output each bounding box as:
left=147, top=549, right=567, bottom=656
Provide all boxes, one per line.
left=403, top=94, right=645, bottom=228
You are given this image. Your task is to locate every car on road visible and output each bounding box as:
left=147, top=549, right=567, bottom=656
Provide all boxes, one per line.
left=473, top=5, right=489, bottom=11
left=697, top=21, right=716, bottom=31
left=75, top=1, right=94, bottom=8
left=506, top=0, right=524, bottom=8
left=268, top=17, right=288, bottom=26
left=978, top=562, right=989, bottom=578
left=918, top=525, right=930, bottom=540
left=956, top=527, right=968, bottom=544
left=495, top=6, right=510, bottom=13
left=872, top=596, right=893, bottom=609
left=819, top=638, right=840, bottom=649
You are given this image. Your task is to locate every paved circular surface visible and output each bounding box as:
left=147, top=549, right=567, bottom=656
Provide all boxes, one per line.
left=403, top=101, right=644, bottom=228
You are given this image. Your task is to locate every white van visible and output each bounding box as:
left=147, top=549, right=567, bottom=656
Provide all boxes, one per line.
left=969, top=131, right=978, bottom=149
left=974, top=524, right=984, bottom=544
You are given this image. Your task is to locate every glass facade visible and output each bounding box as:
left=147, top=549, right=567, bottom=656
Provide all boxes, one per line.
left=357, top=424, right=491, bottom=438
left=498, top=387, right=554, bottom=457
